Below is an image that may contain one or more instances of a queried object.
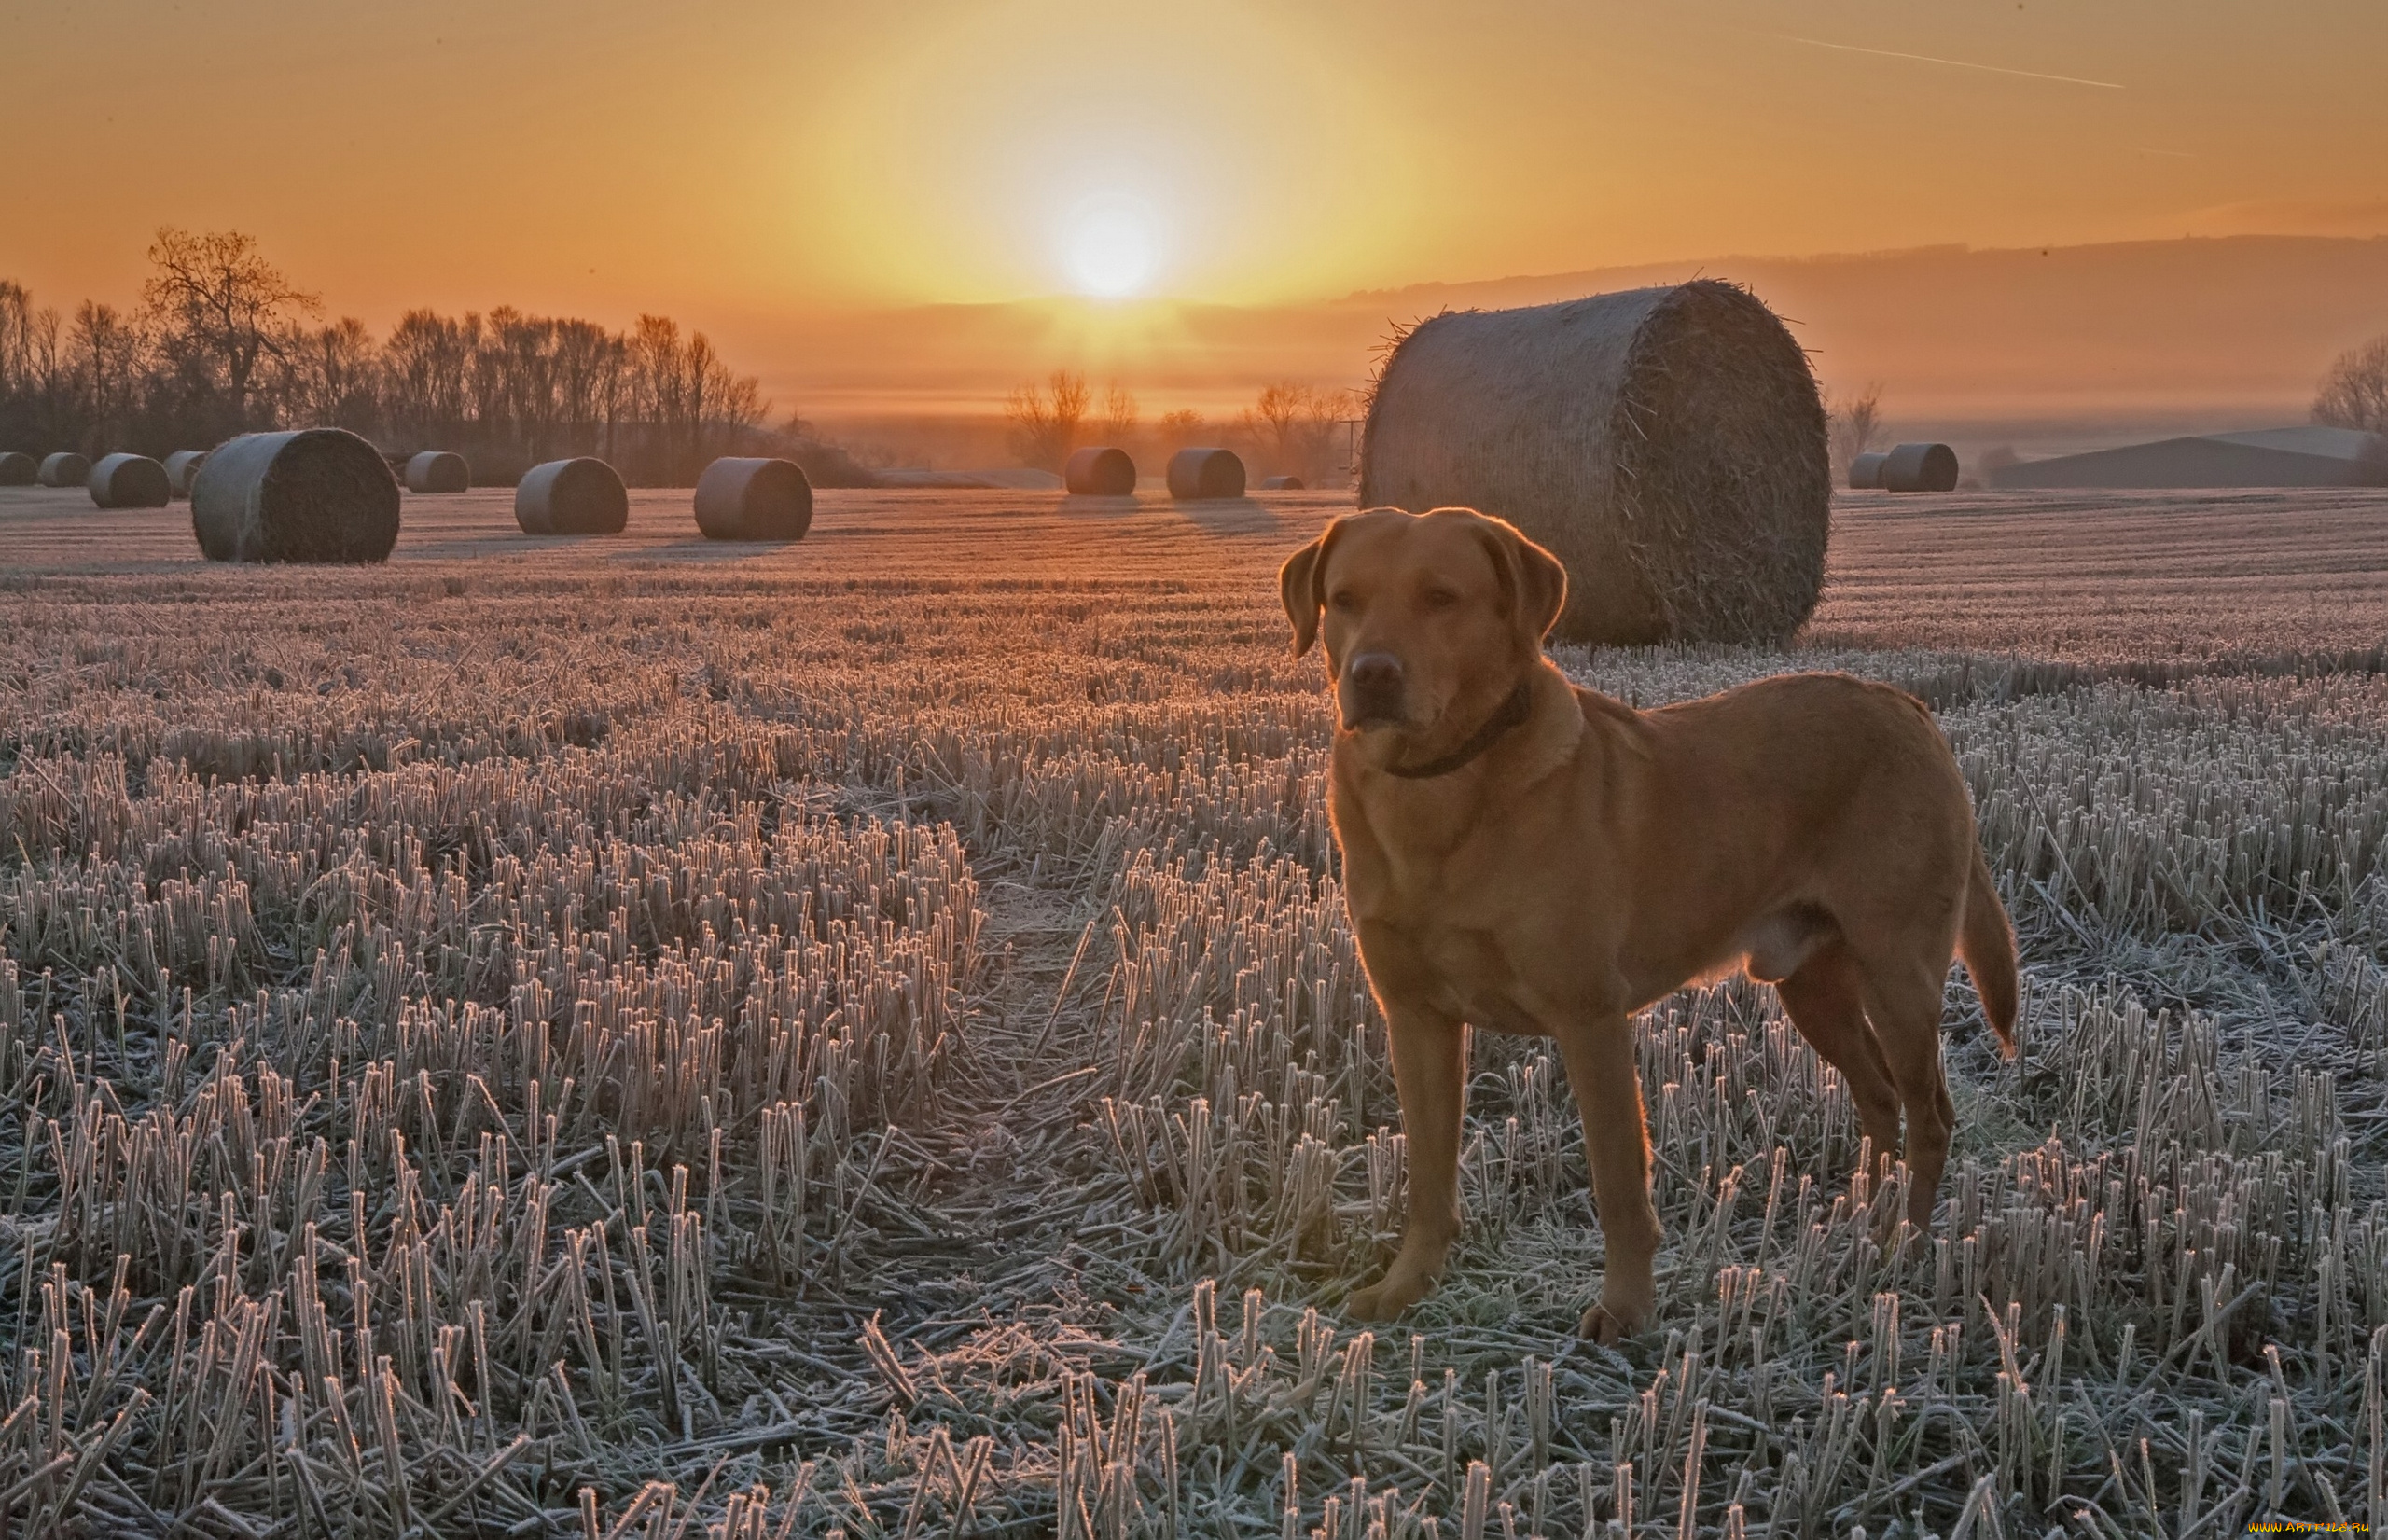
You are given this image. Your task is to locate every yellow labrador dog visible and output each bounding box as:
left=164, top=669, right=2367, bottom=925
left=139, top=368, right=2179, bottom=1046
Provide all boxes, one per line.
left=1280, top=506, right=2017, bottom=1340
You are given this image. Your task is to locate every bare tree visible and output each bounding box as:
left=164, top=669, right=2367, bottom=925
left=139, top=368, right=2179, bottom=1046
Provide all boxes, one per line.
left=2314, top=336, right=2388, bottom=436
left=1005, top=369, right=1090, bottom=470
left=0, top=282, right=32, bottom=404
left=140, top=228, right=319, bottom=428
left=1824, top=382, right=1884, bottom=481
left=1241, top=382, right=1350, bottom=482
left=382, top=310, right=479, bottom=449
left=1096, top=381, right=1139, bottom=447
left=70, top=301, right=147, bottom=451
left=278, top=318, right=382, bottom=434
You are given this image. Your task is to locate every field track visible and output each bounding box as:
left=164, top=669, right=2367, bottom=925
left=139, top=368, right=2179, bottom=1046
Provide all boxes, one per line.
left=3, top=482, right=2388, bottom=1535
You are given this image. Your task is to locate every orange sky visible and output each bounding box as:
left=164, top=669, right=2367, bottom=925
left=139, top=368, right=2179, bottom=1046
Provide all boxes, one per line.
left=7, top=0, right=2386, bottom=415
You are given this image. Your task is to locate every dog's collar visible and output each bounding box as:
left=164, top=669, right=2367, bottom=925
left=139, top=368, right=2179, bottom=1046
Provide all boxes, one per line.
left=1382, top=677, right=1536, bottom=780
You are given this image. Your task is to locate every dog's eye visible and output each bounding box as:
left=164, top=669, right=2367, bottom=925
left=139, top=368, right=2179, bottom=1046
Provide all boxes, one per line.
left=1328, top=590, right=1359, bottom=612
left=1423, top=589, right=1460, bottom=610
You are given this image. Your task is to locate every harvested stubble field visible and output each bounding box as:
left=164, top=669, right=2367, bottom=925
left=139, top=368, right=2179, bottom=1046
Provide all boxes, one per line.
left=3, top=479, right=2388, bottom=1538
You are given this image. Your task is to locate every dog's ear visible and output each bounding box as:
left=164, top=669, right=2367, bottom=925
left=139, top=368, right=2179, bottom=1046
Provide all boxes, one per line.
left=1279, top=520, right=1346, bottom=657
left=1472, top=516, right=1569, bottom=646
left=1514, top=531, right=1568, bottom=643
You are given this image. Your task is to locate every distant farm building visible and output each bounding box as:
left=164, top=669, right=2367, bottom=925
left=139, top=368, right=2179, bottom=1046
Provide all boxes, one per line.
left=1991, top=426, right=2387, bottom=490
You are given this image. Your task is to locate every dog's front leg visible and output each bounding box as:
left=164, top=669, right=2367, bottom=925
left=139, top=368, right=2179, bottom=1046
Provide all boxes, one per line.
left=1555, top=1016, right=1660, bottom=1343
left=1347, top=999, right=1466, bottom=1321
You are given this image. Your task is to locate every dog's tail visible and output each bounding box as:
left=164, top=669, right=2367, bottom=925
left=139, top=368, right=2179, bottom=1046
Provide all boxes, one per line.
left=1958, top=842, right=2020, bottom=1057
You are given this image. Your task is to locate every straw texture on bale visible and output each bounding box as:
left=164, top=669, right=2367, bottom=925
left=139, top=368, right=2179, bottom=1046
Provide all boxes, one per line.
left=515, top=457, right=628, bottom=535
left=162, top=450, right=209, bottom=498
left=86, top=453, right=172, bottom=509
left=1259, top=474, right=1305, bottom=491
left=1848, top=451, right=1889, bottom=490
left=1881, top=440, right=1961, bottom=493
left=403, top=450, right=470, bottom=493
left=37, top=452, right=90, bottom=488
left=0, top=451, right=35, bottom=485
left=1167, top=447, right=1245, bottom=500
left=1064, top=445, right=1137, bottom=495
left=692, top=456, right=813, bottom=540
left=1361, top=280, right=1829, bottom=645
left=189, top=428, right=401, bottom=563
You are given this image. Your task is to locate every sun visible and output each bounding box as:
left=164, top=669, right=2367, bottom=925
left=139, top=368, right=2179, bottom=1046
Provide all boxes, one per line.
left=1062, top=197, right=1159, bottom=298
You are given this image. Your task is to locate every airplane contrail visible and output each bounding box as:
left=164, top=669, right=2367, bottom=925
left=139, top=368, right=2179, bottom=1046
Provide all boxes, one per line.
left=1777, top=34, right=2126, bottom=90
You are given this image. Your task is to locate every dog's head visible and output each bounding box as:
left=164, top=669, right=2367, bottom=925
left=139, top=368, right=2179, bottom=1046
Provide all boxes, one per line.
left=1280, top=506, right=1567, bottom=734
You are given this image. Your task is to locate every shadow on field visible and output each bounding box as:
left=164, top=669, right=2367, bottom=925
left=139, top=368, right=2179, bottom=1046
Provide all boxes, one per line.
left=629, top=539, right=813, bottom=563
left=1053, top=494, right=1146, bottom=518
left=1164, top=497, right=1282, bottom=533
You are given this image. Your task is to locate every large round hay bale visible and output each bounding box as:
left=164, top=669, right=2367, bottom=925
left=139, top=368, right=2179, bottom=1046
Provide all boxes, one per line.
left=1167, top=447, right=1245, bottom=500
left=1847, top=451, right=1889, bottom=490
left=38, top=452, right=90, bottom=488
left=1880, top=442, right=1959, bottom=493
left=0, top=452, right=35, bottom=486
left=404, top=451, right=470, bottom=493
left=515, top=457, right=627, bottom=535
left=1064, top=446, right=1137, bottom=495
left=162, top=450, right=210, bottom=497
left=693, top=456, right=812, bottom=540
left=1259, top=474, right=1305, bottom=491
left=88, top=453, right=172, bottom=508
left=190, top=428, right=402, bottom=563
left=1360, top=280, right=1829, bottom=645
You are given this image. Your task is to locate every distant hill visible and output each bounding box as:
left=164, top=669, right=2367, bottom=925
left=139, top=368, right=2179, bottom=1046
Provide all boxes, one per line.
left=760, top=236, right=2388, bottom=453
left=1333, top=236, right=2388, bottom=420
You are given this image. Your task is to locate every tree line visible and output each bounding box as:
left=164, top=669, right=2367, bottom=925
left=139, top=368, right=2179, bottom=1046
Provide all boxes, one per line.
left=0, top=229, right=869, bottom=486
left=1005, top=370, right=1358, bottom=486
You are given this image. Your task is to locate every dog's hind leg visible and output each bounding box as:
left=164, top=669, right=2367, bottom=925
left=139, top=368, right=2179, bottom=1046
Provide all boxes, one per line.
left=1860, top=960, right=1960, bottom=1228
left=1773, top=940, right=1905, bottom=1178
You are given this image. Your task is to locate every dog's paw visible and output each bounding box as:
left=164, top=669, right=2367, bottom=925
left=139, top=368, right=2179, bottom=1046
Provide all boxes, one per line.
left=1346, top=1275, right=1425, bottom=1322
left=1578, top=1294, right=1649, bottom=1344
left=1577, top=1303, right=1628, bottom=1344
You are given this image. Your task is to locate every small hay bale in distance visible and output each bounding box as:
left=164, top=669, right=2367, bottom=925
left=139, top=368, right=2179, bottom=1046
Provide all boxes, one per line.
left=1259, top=474, right=1305, bottom=491
left=1064, top=446, right=1137, bottom=495
left=403, top=451, right=470, bottom=493
left=87, top=453, right=172, bottom=509
left=0, top=451, right=35, bottom=486
left=1167, top=447, right=1245, bottom=500
left=162, top=450, right=210, bottom=497
left=37, top=452, right=90, bottom=488
left=190, top=428, right=402, bottom=563
left=1847, top=451, right=1889, bottom=490
left=693, top=456, right=813, bottom=540
left=1361, top=279, right=1829, bottom=646
left=1880, top=441, right=1960, bottom=493
left=515, top=457, right=628, bottom=535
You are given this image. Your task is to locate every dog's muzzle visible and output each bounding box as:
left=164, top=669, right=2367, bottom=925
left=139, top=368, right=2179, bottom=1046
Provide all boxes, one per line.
left=1342, top=651, right=1406, bottom=727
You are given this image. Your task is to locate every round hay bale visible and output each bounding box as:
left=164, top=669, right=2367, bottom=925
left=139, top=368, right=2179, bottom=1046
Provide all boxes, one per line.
left=0, top=451, right=36, bottom=486
left=1167, top=447, right=1245, bottom=500
left=88, top=453, right=172, bottom=509
left=38, top=452, right=91, bottom=488
left=1847, top=451, right=1889, bottom=490
left=1259, top=474, right=1305, bottom=491
left=1360, top=280, right=1828, bottom=645
left=1064, top=446, right=1137, bottom=495
left=515, top=458, right=628, bottom=535
left=190, top=428, right=402, bottom=563
left=693, top=456, right=813, bottom=540
left=404, top=451, right=471, bottom=493
left=1880, top=441, right=1959, bottom=493
left=162, top=450, right=210, bottom=497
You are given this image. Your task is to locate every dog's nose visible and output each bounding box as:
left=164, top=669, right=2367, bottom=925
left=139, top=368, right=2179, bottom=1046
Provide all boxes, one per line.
left=1347, top=651, right=1405, bottom=712
left=1349, top=651, right=1404, bottom=691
